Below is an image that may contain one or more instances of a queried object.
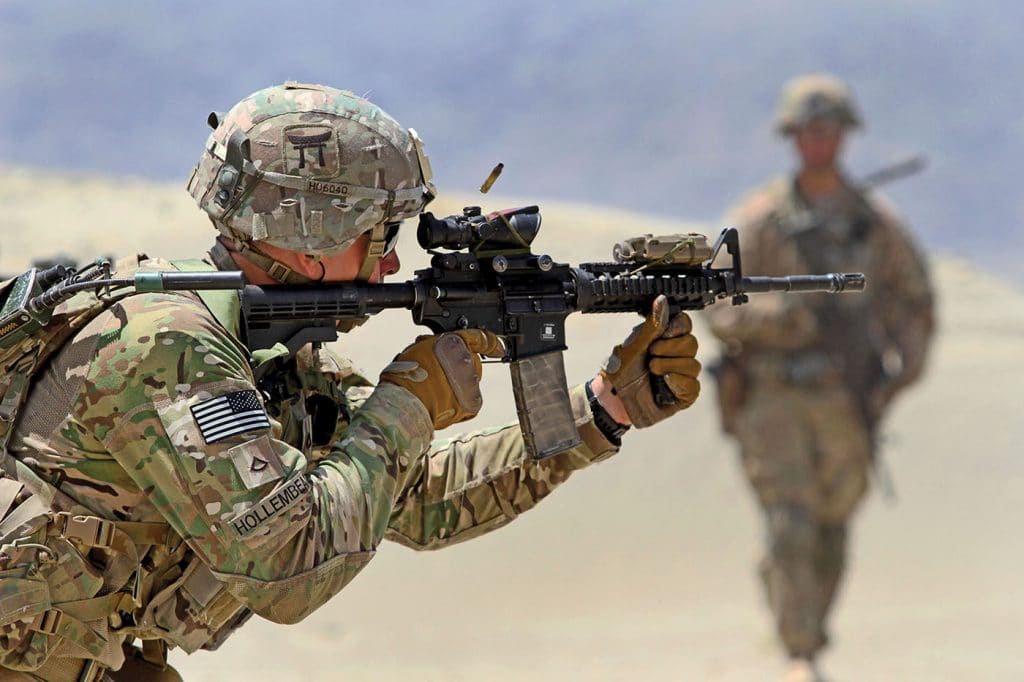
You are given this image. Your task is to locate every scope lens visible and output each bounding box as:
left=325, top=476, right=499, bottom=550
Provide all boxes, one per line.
left=417, top=213, right=475, bottom=249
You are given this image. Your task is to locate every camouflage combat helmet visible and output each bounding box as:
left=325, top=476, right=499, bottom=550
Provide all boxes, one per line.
left=188, top=81, right=435, bottom=281
left=774, top=73, right=862, bottom=135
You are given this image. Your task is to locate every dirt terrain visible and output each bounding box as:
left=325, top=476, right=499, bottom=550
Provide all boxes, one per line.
left=2, top=167, right=1020, bottom=681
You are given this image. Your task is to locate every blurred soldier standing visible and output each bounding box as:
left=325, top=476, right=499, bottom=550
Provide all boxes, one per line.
left=708, top=74, right=934, bottom=682
left=0, top=83, right=701, bottom=680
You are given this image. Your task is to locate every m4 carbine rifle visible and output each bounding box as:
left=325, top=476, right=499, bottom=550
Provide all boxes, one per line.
left=239, top=205, right=865, bottom=459
left=3, top=206, right=862, bottom=460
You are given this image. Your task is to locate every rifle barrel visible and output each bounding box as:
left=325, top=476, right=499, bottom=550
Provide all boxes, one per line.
left=740, top=273, right=865, bottom=294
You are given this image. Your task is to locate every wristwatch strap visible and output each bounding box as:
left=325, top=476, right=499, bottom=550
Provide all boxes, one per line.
left=585, top=379, right=631, bottom=445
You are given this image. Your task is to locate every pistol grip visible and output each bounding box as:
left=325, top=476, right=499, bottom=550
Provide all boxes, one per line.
left=651, top=374, right=677, bottom=407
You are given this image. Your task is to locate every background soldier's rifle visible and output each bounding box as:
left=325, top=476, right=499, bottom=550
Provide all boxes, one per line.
left=859, top=154, right=926, bottom=190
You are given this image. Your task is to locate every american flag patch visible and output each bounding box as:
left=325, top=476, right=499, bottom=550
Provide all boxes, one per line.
left=190, top=390, right=272, bottom=444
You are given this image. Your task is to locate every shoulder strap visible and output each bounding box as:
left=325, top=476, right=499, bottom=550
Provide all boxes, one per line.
left=844, top=182, right=881, bottom=241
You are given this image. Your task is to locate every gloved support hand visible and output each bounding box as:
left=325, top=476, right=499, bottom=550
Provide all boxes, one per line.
left=600, top=294, right=701, bottom=428
left=380, top=329, right=504, bottom=430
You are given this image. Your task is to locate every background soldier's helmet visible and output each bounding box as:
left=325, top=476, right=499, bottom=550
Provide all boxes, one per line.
left=774, top=73, right=862, bottom=135
left=188, top=82, right=435, bottom=255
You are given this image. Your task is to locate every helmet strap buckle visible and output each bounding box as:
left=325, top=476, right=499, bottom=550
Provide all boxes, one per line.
left=214, top=130, right=252, bottom=212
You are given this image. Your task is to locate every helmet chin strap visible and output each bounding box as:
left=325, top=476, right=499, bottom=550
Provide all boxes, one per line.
left=208, top=237, right=318, bottom=285
left=355, top=222, right=388, bottom=281
left=212, top=223, right=388, bottom=285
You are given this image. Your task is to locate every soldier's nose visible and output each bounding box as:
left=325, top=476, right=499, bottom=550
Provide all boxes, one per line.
left=297, top=255, right=325, bottom=278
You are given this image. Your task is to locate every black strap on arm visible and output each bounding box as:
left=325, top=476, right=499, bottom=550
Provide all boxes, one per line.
left=585, top=379, right=630, bottom=446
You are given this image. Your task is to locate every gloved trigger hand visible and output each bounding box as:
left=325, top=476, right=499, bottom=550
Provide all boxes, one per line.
left=380, top=329, right=504, bottom=430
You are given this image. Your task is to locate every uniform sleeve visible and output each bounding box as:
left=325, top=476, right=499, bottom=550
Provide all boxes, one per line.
left=386, top=383, right=618, bottom=549
left=871, top=200, right=936, bottom=394
left=77, top=293, right=434, bottom=625
left=706, top=185, right=820, bottom=350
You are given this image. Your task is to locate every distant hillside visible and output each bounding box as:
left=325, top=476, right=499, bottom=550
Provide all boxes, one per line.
left=1, top=2, right=1023, bottom=282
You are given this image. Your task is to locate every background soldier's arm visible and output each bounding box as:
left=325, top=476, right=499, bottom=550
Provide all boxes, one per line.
left=873, top=205, right=936, bottom=399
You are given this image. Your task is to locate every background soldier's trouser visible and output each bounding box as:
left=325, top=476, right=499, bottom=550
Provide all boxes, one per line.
left=736, top=384, right=871, bottom=658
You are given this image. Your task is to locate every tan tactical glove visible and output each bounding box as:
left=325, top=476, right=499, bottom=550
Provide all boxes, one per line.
left=380, top=329, right=504, bottom=430
left=600, top=294, right=701, bottom=428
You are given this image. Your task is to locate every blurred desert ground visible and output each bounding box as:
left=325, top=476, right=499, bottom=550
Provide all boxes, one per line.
left=1, top=167, right=1021, bottom=680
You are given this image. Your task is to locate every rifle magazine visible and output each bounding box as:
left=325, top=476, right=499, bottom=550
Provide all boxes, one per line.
left=509, top=352, right=581, bottom=459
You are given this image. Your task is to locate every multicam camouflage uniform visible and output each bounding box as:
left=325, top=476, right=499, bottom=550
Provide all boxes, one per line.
left=0, top=254, right=619, bottom=680
left=708, top=176, right=934, bottom=658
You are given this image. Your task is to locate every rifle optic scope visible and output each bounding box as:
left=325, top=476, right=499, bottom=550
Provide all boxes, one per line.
left=418, top=205, right=541, bottom=251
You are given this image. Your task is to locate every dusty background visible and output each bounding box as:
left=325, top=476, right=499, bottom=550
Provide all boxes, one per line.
left=2, top=167, right=1021, bottom=680
left=5, top=2, right=1024, bottom=281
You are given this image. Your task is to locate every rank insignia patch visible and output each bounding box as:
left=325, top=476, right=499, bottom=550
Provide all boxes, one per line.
left=191, top=390, right=272, bottom=444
